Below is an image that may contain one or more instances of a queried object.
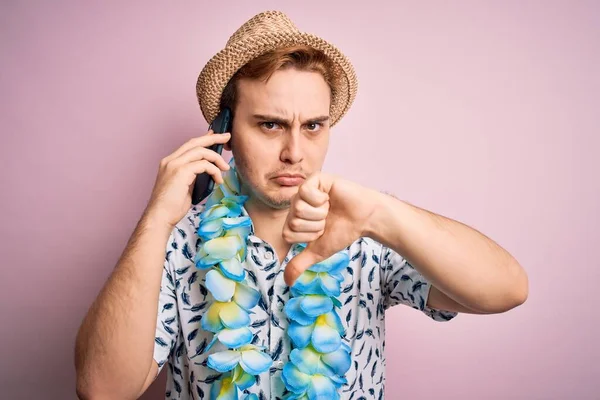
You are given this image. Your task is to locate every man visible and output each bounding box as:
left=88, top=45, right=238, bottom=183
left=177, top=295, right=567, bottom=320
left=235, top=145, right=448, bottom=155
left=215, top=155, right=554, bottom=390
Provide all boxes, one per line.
left=75, top=10, right=528, bottom=400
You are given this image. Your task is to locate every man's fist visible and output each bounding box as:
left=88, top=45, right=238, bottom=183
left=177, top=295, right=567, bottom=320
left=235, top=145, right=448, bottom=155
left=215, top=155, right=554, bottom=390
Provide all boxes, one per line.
left=283, top=172, right=380, bottom=286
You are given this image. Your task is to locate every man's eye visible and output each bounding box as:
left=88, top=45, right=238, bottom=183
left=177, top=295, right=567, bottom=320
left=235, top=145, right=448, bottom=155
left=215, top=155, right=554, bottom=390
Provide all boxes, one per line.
left=306, top=123, right=321, bottom=131
left=261, top=122, right=279, bottom=130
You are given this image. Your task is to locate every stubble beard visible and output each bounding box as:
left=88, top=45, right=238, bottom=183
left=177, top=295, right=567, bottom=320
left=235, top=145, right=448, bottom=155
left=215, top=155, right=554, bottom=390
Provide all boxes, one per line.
left=234, top=157, right=292, bottom=211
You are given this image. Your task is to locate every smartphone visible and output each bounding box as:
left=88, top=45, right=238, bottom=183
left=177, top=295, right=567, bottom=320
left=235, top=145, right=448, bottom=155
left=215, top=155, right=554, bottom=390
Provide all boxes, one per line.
left=191, top=107, right=232, bottom=205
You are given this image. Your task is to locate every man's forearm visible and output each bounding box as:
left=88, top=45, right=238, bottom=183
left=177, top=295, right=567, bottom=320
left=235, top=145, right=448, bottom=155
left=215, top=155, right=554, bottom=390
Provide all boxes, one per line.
left=366, top=192, right=528, bottom=313
left=75, top=212, right=172, bottom=399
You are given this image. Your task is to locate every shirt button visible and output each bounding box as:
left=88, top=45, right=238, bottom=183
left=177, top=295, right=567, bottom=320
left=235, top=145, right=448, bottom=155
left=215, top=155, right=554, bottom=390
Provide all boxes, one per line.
left=265, top=252, right=273, bottom=260
left=275, top=361, right=284, bottom=367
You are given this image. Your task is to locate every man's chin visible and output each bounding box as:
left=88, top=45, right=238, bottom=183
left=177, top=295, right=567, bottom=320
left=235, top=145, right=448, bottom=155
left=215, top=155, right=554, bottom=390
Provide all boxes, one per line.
left=263, top=187, right=296, bottom=210
left=245, top=181, right=297, bottom=210
left=268, top=200, right=291, bottom=210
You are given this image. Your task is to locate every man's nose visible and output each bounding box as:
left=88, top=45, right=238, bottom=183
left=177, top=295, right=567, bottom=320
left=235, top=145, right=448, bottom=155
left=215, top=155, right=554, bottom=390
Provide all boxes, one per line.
left=280, top=130, right=303, bottom=164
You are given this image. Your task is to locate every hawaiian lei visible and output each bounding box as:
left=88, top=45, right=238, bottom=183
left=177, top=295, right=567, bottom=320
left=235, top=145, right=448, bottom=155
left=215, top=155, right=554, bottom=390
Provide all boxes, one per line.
left=193, top=158, right=352, bottom=400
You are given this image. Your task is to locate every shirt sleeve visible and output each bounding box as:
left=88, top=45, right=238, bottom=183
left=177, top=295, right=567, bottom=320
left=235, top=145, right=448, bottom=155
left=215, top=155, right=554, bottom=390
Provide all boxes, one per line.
left=152, top=230, right=181, bottom=374
left=381, top=245, right=457, bottom=322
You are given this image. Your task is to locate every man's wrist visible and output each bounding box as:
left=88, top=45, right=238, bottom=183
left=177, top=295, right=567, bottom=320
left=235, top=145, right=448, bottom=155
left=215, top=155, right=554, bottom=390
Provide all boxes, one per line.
left=140, top=208, right=176, bottom=240
left=363, top=190, right=395, bottom=242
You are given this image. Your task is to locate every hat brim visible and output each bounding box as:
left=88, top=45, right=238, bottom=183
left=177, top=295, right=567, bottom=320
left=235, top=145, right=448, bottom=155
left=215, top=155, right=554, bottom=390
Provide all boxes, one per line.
left=196, top=31, right=357, bottom=127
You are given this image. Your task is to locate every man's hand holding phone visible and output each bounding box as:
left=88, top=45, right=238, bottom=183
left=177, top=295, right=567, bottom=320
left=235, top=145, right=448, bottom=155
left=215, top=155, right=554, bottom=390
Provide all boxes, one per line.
left=143, top=130, right=231, bottom=230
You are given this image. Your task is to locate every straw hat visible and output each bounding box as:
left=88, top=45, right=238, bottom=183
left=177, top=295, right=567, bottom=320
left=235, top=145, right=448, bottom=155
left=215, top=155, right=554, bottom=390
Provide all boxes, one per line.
left=196, top=10, right=358, bottom=127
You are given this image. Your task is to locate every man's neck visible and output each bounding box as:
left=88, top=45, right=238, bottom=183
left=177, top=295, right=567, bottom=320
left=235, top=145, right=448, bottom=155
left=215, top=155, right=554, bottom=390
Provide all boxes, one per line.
left=244, top=196, right=291, bottom=263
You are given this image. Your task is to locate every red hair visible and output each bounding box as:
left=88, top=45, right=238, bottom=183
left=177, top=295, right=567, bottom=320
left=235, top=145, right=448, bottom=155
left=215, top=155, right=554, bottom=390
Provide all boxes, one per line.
left=219, top=45, right=336, bottom=112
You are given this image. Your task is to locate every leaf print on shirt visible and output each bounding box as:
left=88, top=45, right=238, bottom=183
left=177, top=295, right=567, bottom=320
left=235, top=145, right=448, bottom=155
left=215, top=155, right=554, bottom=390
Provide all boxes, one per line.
left=152, top=213, right=457, bottom=399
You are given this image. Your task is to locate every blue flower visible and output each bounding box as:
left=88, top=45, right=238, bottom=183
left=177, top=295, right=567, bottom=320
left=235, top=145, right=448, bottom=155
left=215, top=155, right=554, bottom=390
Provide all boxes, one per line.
left=195, top=236, right=244, bottom=269
left=201, top=277, right=259, bottom=336
left=208, top=345, right=273, bottom=376
left=287, top=311, right=345, bottom=353
left=205, top=161, right=243, bottom=208
left=205, top=270, right=260, bottom=308
left=282, top=363, right=341, bottom=399
left=202, top=301, right=251, bottom=333
left=201, top=275, right=259, bottom=336
left=289, top=343, right=351, bottom=378
left=289, top=251, right=348, bottom=297
left=209, top=375, right=237, bottom=400
left=284, top=295, right=334, bottom=326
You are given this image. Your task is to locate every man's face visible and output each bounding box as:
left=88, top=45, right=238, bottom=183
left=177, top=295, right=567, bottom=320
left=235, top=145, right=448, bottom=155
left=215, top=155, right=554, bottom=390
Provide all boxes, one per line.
left=228, top=68, right=331, bottom=210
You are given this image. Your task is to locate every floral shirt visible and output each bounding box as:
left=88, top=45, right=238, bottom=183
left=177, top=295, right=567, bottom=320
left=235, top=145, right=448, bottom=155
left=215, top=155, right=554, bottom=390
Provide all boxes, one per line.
left=153, top=204, right=457, bottom=399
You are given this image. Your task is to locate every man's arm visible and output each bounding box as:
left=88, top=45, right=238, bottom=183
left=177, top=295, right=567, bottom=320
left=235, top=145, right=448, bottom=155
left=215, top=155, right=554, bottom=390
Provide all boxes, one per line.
left=74, top=213, right=170, bottom=399
left=74, top=132, right=231, bottom=399
left=367, top=194, right=528, bottom=314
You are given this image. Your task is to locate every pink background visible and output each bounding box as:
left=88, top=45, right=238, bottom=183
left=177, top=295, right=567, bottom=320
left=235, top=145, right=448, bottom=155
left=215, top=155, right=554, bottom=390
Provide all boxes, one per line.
left=1, top=1, right=598, bottom=399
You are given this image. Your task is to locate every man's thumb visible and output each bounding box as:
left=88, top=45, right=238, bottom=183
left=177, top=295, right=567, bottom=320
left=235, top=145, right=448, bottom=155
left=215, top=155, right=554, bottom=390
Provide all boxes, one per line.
left=283, top=244, right=325, bottom=287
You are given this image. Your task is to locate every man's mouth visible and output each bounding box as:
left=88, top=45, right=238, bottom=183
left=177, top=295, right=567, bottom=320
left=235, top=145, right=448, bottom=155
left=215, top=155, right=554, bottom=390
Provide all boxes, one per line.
left=272, top=173, right=305, bottom=186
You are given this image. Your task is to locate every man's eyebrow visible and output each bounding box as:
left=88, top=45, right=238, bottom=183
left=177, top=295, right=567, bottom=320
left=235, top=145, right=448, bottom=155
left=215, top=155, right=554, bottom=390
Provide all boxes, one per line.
left=306, top=115, right=330, bottom=123
left=252, top=114, right=289, bottom=124
left=251, top=114, right=330, bottom=124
